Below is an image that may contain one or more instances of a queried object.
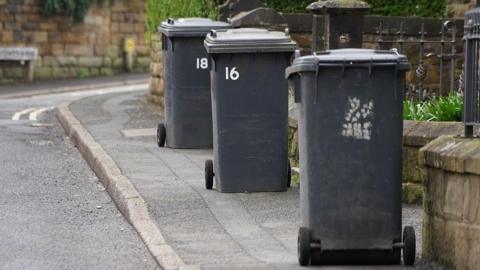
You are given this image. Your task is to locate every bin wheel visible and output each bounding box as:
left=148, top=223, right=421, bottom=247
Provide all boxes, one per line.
left=298, top=227, right=311, bottom=266
left=287, top=160, right=292, bottom=188
left=157, top=123, right=166, bottom=147
left=205, top=160, right=214, bottom=190
left=403, top=226, right=416, bottom=266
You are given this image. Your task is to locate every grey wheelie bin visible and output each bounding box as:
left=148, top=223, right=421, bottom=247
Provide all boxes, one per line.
left=203, top=28, right=296, bottom=192
left=156, top=18, right=230, bottom=149
left=285, top=49, right=416, bottom=266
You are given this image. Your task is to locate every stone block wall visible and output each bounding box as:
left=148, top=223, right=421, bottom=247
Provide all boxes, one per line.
left=148, top=32, right=163, bottom=107
left=449, top=0, right=477, bottom=18
left=0, top=0, right=149, bottom=84
left=402, top=121, right=465, bottom=204
left=421, top=136, right=480, bottom=270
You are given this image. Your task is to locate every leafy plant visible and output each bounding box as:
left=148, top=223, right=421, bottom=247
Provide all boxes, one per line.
left=76, top=68, right=90, bottom=79
left=147, top=0, right=218, bottom=44
left=41, top=0, right=94, bottom=23
left=403, top=92, right=463, bottom=122
left=262, top=0, right=448, bottom=17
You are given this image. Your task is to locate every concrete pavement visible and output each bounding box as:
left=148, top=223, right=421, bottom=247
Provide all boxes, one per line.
left=63, top=90, right=442, bottom=270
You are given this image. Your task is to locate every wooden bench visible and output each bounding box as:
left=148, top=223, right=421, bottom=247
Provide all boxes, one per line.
left=0, top=47, right=38, bottom=82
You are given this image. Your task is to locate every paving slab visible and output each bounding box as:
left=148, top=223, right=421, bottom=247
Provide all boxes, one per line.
left=68, top=90, right=442, bottom=270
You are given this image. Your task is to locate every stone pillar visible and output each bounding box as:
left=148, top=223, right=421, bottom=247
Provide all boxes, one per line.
left=218, top=0, right=265, bottom=22
left=228, top=8, right=288, bottom=31
left=148, top=32, right=164, bottom=107
left=307, top=0, right=370, bottom=51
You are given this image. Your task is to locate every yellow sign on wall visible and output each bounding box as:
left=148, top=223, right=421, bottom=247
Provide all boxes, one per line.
left=124, top=38, right=136, bottom=53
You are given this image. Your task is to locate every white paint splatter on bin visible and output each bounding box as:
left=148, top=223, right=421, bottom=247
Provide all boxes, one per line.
left=342, top=97, right=374, bottom=141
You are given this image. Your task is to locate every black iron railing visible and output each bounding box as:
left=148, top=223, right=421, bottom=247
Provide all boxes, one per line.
left=463, top=3, right=480, bottom=137
left=377, top=20, right=458, bottom=101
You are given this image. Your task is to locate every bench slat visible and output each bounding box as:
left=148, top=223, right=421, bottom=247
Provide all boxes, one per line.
left=0, top=47, right=38, bottom=61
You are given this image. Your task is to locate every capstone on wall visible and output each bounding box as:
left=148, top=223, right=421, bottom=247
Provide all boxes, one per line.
left=421, top=136, right=480, bottom=270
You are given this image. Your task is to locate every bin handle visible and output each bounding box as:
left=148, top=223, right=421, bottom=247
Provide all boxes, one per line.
left=394, top=62, right=399, bottom=100
left=210, top=30, right=217, bottom=38
left=341, top=59, right=347, bottom=78
left=369, top=58, right=373, bottom=77
left=314, top=63, right=320, bottom=104
left=290, top=75, right=301, bottom=103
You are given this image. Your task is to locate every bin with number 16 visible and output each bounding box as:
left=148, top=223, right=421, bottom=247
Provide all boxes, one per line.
left=203, top=28, right=297, bottom=193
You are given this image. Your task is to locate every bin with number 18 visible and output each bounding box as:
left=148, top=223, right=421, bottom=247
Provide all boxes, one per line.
left=156, top=18, right=230, bottom=149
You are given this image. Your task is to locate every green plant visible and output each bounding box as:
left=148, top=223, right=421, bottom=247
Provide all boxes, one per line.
left=147, top=0, right=218, bottom=44
left=263, top=0, right=311, bottom=13
left=76, top=68, right=90, bottom=78
left=367, top=0, right=448, bottom=18
left=41, top=0, right=94, bottom=23
left=403, top=92, right=463, bottom=122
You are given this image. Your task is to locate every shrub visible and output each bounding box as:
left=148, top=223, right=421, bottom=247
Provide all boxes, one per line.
left=147, top=0, right=218, bottom=44
left=263, top=0, right=311, bottom=13
left=367, top=0, right=448, bottom=18
left=262, top=0, right=448, bottom=18
left=40, top=0, right=94, bottom=23
left=403, top=92, right=463, bottom=122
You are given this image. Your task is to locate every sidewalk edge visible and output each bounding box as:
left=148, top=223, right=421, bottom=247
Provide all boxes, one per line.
left=56, top=103, right=188, bottom=270
left=1, top=78, right=148, bottom=99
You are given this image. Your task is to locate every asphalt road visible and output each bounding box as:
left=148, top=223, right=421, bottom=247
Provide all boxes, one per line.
left=0, top=86, right=158, bottom=269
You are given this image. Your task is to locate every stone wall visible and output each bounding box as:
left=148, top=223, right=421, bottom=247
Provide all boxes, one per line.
left=449, top=0, right=477, bottom=18
left=148, top=32, right=163, bottom=107
left=402, top=121, right=465, bottom=204
left=0, top=0, right=149, bottom=84
left=421, top=136, right=480, bottom=270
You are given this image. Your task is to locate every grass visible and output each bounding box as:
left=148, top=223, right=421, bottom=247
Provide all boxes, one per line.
left=403, top=92, right=463, bottom=122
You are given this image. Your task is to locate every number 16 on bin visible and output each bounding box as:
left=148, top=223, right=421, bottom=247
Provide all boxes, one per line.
left=225, top=67, right=240, bottom=81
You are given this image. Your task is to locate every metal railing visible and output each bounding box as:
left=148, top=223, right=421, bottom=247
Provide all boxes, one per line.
left=377, top=20, right=458, bottom=101
left=463, top=3, right=480, bottom=137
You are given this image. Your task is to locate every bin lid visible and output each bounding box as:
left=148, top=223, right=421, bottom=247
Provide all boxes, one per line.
left=158, top=18, right=231, bottom=37
left=204, top=28, right=297, bottom=54
left=286, top=49, right=410, bottom=78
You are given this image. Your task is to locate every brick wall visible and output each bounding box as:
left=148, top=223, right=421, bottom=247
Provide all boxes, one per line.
left=0, top=0, right=149, bottom=84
